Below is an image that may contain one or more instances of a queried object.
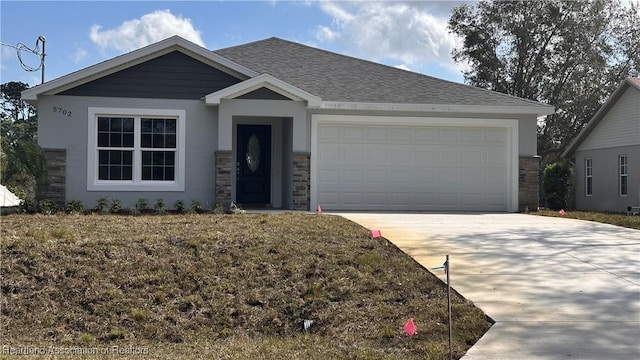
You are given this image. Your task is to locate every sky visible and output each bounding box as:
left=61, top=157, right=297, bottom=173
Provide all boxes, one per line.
left=0, top=1, right=473, bottom=88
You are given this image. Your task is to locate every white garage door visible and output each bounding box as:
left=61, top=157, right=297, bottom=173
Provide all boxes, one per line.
left=315, top=122, right=512, bottom=211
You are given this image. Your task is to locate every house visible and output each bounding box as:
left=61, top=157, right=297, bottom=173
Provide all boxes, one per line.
left=22, top=36, right=554, bottom=212
left=562, top=77, right=640, bottom=212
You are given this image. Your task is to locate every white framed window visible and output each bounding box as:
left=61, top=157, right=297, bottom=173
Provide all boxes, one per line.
left=585, top=158, right=593, bottom=196
left=619, top=155, right=628, bottom=196
left=87, top=108, right=186, bottom=191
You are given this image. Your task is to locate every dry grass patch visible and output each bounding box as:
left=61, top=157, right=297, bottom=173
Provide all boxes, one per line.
left=1, top=213, right=491, bottom=359
left=535, top=210, right=640, bottom=230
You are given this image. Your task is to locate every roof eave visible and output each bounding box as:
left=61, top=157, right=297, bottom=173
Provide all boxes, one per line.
left=205, top=73, right=323, bottom=108
left=318, top=101, right=555, bottom=116
left=21, top=36, right=259, bottom=101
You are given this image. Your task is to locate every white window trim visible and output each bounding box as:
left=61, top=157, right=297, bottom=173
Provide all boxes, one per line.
left=87, top=107, right=186, bottom=191
left=619, top=155, right=628, bottom=197
left=585, top=158, right=593, bottom=196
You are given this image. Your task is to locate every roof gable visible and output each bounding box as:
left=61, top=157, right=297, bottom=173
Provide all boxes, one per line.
left=22, top=36, right=258, bottom=101
left=59, top=51, right=243, bottom=100
left=562, top=77, right=640, bottom=157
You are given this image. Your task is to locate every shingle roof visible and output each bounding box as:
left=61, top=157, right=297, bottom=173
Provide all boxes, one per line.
left=215, top=37, right=551, bottom=108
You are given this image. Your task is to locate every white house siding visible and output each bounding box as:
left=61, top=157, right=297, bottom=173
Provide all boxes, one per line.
left=37, top=95, right=219, bottom=209
left=577, top=86, right=640, bottom=151
left=574, top=145, right=640, bottom=212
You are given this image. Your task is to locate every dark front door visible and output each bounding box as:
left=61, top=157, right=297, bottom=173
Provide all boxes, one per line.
left=236, top=125, right=271, bottom=204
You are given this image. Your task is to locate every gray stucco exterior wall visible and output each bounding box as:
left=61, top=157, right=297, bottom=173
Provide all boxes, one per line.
left=38, top=95, right=219, bottom=209
left=573, top=145, right=639, bottom=212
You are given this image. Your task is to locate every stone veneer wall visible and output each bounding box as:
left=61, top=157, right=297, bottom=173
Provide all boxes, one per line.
left=292, top=152, right=310, bottom=210
left=40, top=149, right=66, bottom=207
left=519, top=156, right=540, bottom=212
left=215, top=151, right=232, bottom=209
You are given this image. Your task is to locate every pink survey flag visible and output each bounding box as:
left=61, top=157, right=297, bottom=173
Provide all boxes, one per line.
left=403, top=317, right=416, bottom=336
left=317, top=205, right=322, bottom=214
left=559, top=209, right=566, bottom=216
left=371, top=229, right=382, bottom=238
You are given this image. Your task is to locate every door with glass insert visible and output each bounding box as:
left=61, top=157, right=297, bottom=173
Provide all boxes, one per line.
left=236, top=125, right=271, bottom=204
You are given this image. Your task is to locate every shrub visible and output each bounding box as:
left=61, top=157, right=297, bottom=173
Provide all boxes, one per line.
left=189, top=200, right=203, bottom=214
left=154, top=198, right=166, bottom=214
left=110, top=199, right=123, bottom=214
left=173, top=200, right=186, bottom=214
left=136, top=198, right=149, bottom=212
left=19, top=198, right=37, bottom=214
left=64, top=200, right=84, bottom=214
left=96, top=197, right=109, bottom=214
left=543, top=161, right=572, bottom=210
left=38, top=199, right=58, bottom=215
left=212, top=201, right=224, bottom=214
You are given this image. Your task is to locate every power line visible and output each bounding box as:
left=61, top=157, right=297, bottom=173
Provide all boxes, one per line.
left=0, top=36, right=46, bottom=84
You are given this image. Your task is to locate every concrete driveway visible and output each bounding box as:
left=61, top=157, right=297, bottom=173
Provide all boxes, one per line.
left=335, top=213, right=640, bottom=359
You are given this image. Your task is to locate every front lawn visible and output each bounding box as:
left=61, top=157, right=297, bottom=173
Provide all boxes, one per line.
left=0, top=213, right=491, bottom=359
left=535, top=209, right=640, bottom=230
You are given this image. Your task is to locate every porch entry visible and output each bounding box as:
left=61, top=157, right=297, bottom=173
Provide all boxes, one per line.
left=236, top=124, right=271, bottom=205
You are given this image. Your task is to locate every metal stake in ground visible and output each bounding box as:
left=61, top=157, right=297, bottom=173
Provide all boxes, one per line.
left=446, top=254, right=452, bottom=360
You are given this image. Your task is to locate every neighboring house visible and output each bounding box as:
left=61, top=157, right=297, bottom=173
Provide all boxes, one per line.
left=22, top=36, right=554, bottom=212
left=562, top=77, right=640, bottom=212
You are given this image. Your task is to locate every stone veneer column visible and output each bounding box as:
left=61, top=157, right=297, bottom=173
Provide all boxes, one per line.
left=215, top=150, right=233, bottom=209
left=519, top=156, right=540, bottom=212
left=292, top=152, right=310, bottom=211
left=40, top=149, right=66, bottom=207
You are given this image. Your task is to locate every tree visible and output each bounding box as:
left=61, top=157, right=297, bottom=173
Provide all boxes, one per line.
left=0, top=81, right=46, bottom=201
left=448, top=0, right=639, bottom=164
left=543, top=162, right=572, bottom=210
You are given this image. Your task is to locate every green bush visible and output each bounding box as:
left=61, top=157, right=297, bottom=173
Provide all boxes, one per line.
left=543, top=162, right=572, bottom=210
left=38, top=199, right=58, bottom=215
left=96, top=197, right=109, bottom=214
left=64, top=200, right=84, bottom=214
left=189, top=200, right=203, bottom=214
left=110, top=199, right=123, bottom=214
left=19, top=198, right=37, bottom=214
left=173, top=200, right=186, bottom=214
left=212, top=201, right=224, bottom=214
left=136, top=198, right=149, bottom=212
left=154, top=198, right=166, bottom=214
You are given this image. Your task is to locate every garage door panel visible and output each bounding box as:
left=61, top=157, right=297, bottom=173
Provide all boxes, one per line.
left=316, top=123, right=510, bottom=211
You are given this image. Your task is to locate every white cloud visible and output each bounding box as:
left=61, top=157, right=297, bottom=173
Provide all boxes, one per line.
left=315, top=1, right=466, bottom=73
left=89, top=9, right=204, bottom=53
left=394, top=64, right=412, bottom=71
left=72, top=47, right=87, bottom=63
left=315, top=25, right=340, bottom=42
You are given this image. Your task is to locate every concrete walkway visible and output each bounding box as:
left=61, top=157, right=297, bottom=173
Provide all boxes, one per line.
left=335, top=213, right=640, bottom=359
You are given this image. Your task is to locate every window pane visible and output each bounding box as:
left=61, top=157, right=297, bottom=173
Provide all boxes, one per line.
left=110, top=166, right=122, bottom=180
left=123, top=166, right=132, bottom=180
left=110, top=118, right=122, bottom=132
left=141, top=134, right=151, bottom=148
left=99, top=150, right=109, bottom=165
left=109, top=150, right=121, bottom=165
left=110, top=133, right=121, bottom=147
left=153, top=151, right=164, bottom=165
left=98, top=117, right=110, bottom=131
left=123, top=134, right=134, bottom=147
left=165, top=167, right=175, bottom=181
left=142, top=166, right=152, bottom=180
left=98, top=133, right=109, bottom=147
left=153, top=120, right=165, bottom=134
left=165, top=152, right=175, bottom=165
left=166, top=120, right=176, bottom=134
left=99, top=166, right=109, bottom=180
left=142, top=152, right=152, bottom=166
left=621, top=177, right=627, bottom=196
left=153, top=134, right=165, bottom=148
left=123, top=151, right=132, bottom=165
left=142, top=119, right=152, bottom=133
left=153, top=167, right=163, bottom=179
left=123, top=118, right=134, bottom=133
left=166, top=134, right=176, bottom=148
